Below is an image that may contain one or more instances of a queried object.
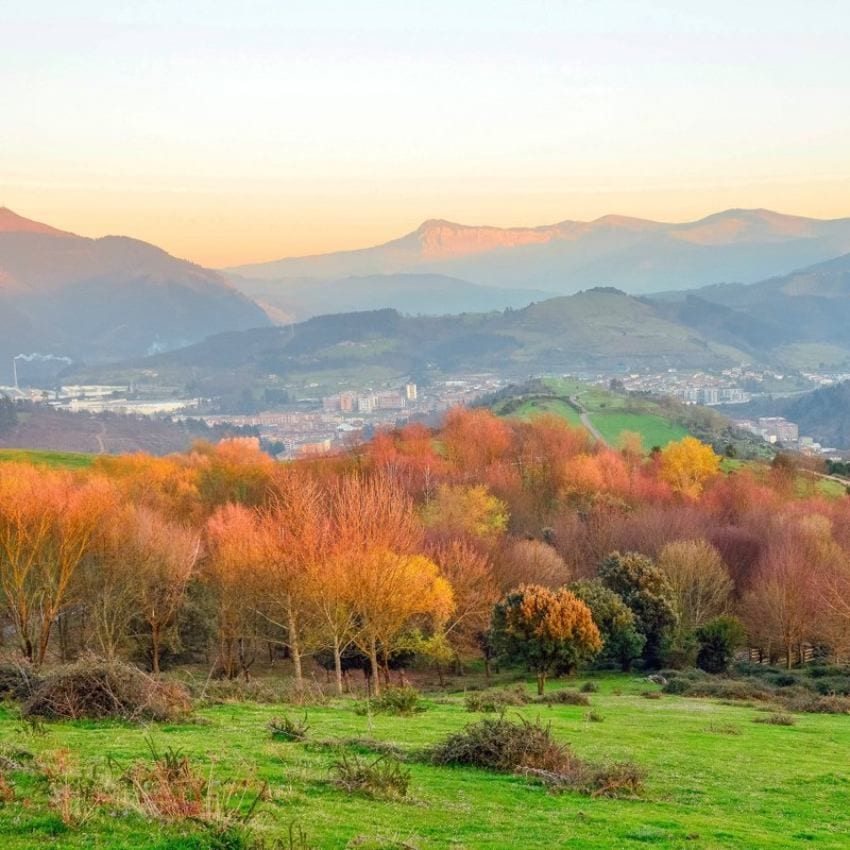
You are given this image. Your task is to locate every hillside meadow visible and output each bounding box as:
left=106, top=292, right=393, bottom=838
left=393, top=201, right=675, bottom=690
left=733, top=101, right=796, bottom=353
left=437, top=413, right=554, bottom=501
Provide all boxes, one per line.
left=2, top=672, right=850, bottom=850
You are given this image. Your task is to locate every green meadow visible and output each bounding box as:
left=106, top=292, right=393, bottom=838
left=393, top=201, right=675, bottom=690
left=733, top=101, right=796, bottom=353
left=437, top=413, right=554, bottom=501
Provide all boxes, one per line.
left=2, top=673, right=848, bottom=850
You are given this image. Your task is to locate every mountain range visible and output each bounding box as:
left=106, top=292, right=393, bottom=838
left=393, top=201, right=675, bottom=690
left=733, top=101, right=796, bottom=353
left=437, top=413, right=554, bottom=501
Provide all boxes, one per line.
left=226, top=210, right=850, bottom=316
left=4, top=206, right=850, bottom=384
left=0, top=208, right=269, bottom=378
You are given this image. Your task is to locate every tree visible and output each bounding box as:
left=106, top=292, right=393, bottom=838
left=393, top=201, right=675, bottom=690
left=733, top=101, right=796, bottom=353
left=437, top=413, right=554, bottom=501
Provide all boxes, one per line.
left=491, top=584, right=602, bottom=695
left=695, top=616, right=746, bottom=673
left=571, top=578, right=645, bottom=671
left=429, top=538, right=499, bottom=665
left=133, top=509, right=199, bottom=674
left=422, top=484, right=508, bottom=540
left=659, top=437, right=720, bottom=498
left=598, top=552, right=677, bottom=668
left=493, top=539, right=570, bottom=592
left=657, top=540, right=732, bottom=649
left=0, top=464, right=112, bottom=666
left=332, top=474, right=454, bottom=694
left=740, top=517, right=832, bottom=667
left=204, top=503, right=267, bottom=679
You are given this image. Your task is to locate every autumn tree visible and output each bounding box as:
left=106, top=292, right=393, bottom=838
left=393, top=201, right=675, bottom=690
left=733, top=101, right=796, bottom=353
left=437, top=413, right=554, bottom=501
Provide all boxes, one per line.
left=0, top=464, right=112, bottom=666
left=204, top=503, right=267, bottom=679
left=657, top=539, right=732, bottom=654
left=571, top=578, right=645, bottom=671
left=598, top=551, right=677, bottom=668
left=493, top=539, right=570, bottom=593
left=441, top=407, right=512, bottom=474
left=132, top=509, right=199, bottom=674
left=429, top=538, right=499, bottom=665
left=659, top=437, right=720, bottom=499
left=259, top=471, right=328, bottom=689
left=422, top=484, right=508, bottom=541
left=740, top=517, right=833, bottom=667
left=491, top=584, right=601, bottom=694
left=334, top=474, right=454, bottom=693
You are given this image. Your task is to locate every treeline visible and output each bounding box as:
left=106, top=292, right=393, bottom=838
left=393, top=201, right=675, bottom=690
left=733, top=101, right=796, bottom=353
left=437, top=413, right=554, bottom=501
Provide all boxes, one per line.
left=1, top=408, right=849, bottom=688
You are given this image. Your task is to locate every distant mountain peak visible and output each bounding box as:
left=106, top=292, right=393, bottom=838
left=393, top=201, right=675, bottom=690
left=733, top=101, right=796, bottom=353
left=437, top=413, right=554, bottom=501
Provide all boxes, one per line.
left=0, top=207, right=75, bottom=237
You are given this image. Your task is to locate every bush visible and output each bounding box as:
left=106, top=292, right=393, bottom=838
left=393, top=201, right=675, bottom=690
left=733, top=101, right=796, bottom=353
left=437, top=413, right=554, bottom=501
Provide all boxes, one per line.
left=0, top=663, right=40, bottom=701
left=356, top=686, right=424, bottom=716
left=23, top=660, right=191, bottom=721
left=432, top=716, right=645, bottom=798
left=124, top=738, right=267, bottom=830
left=536, top=689, right=590, bottom=706
left=268, top=713, right=309, bottom=742
left=580, top=682, right=599, bottom=693
left=695, top=616, right=746, bottom=674
left=430, top=716, right=567, bottom=773
left=585, top=711, right=604, bottom=723
left=754, top=712, right=796, bottom=726
left=330, top=753, right=410, bottom=800
left=464, top=685, right=529, bottom=713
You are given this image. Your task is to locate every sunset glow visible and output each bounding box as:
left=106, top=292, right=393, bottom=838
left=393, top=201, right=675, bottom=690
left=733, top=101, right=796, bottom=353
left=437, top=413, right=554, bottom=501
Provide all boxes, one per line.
left=3, top=1, right=849, bottom=266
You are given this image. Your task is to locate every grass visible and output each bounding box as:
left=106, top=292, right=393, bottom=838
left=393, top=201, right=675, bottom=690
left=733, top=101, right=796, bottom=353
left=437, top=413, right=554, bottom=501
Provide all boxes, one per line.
left=1, top=672, right=850, bottom=848
left=586, top=412, right=688, bottom=449
left=500, top=378, right=691, bottom=450
left=0, top=449, right=94, bottom=469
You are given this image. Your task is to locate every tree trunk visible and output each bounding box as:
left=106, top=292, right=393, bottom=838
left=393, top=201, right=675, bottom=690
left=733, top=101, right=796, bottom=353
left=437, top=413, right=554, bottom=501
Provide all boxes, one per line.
left=151, top=623, right=161, bottom=675
left=333, top=637, right=344, bottom=695
left=368, top=637, right=381, bottom=697
left=287, top=603, right=303, bottom=688
left=536, top=671, right=546, bottom=696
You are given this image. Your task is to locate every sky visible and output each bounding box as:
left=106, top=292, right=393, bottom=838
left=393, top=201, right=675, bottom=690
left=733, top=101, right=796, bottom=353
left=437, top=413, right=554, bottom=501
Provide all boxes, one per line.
left=2, top=0, right=850, bottom=267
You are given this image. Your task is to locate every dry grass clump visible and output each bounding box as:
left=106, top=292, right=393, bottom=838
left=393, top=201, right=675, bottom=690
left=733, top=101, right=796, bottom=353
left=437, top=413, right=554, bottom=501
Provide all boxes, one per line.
left=355, top=686, right=424, bottom=716
left=754, top=712, right=796, bottom=726
left=0, top=662, right=40, bottom=701
left=464, top=685, right=530, bottom=712
left=330, top=753, right=411, bottom=800
left=536, top=689, right=590, bottom=706
left=429, top=715, right=644, bottom=798
left=23, top=660, right=191, bottom=721
left=268, top=713, right=310, bottom=742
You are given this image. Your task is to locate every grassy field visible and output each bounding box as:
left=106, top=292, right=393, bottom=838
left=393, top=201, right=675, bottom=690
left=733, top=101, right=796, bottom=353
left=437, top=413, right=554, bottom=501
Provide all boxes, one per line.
left=2, top=672, right=849, bottom=849
left=0, top=449, right=94, bottom=469
left=498, top=379, right=691, bottom=451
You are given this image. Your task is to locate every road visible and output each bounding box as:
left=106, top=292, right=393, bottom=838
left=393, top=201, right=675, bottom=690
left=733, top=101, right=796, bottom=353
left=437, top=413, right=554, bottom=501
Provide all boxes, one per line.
left=568, top=396, right=608, bottom=446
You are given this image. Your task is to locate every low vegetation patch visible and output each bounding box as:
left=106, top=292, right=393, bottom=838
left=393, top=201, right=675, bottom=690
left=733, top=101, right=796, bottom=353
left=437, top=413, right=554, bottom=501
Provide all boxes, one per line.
left=430, top=715, right=643, bottom=798
left=23, top=659, right=191, bottom=722
left=464, top=685, right=530, bottom=712
left=330, top=753, right=411, bottom=800
left=754, top=712, right=796, bottom=726
left=0, top=663, right=40, bottom=702
left=536, top=689, right=590, bottom=706
left=355, top=686, right=424, bottom=716
left=268, top=713, right=310, bottom=742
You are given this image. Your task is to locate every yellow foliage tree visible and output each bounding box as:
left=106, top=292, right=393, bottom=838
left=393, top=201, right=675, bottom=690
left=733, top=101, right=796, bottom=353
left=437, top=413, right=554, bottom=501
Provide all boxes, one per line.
left=659, top=437, right=720, bottom=498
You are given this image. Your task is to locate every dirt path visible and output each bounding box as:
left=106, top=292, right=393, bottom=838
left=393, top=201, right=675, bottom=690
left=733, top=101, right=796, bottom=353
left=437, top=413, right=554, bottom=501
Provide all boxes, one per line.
left=568, top=396, right=608, bottom=446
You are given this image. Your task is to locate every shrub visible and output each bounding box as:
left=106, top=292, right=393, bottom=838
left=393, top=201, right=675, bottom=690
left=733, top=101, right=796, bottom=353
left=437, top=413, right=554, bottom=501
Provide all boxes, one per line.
left=356, top=686, right=424, bottom=716
left=124, top=738, right=267, bottom=829
left=23, top=660, right=191, bottom=721
left=580, top=682, right=599, bottom=693
left=430, top=716, right=567, bottom=773
left=330, top=753, right=410, bottom=799
left=641, top=691, right=662, bottom=700
left=464, top=685, right=529, bottom=713
left=585, top=711, right=604, bottom=723
left=268, top=713, right=309, bottom=742
left=536, top=689, right=590, bottom=706
left=0, top=663, right=40, bottom=702
left=695, top=616, right=746, bottom=674
left=754, top=712, right=796, bottom=726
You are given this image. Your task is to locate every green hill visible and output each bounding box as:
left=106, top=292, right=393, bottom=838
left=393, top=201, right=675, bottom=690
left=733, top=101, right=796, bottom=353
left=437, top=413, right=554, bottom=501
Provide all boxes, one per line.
left=489, top=378, right=771, bottom=457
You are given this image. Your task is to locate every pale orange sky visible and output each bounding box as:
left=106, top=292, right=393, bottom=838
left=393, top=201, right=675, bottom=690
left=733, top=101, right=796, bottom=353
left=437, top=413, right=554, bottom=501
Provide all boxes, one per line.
left=3, top=1, right=850, bottom=268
